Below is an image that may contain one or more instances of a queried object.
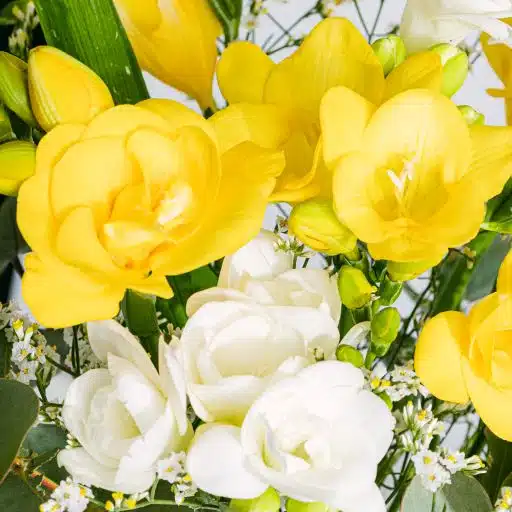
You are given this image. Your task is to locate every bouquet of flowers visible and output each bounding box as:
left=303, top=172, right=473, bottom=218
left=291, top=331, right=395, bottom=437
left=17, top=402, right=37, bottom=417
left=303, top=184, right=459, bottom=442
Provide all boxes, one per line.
left=0, top=0, right=511, bottom=511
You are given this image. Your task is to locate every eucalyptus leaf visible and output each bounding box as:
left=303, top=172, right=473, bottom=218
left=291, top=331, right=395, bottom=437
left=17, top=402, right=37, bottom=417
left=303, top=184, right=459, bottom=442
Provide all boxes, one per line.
left=0, top=196, right=25, bottom=275
left=482, top=430, right=512, bottom=503
left=402, top=474, right=493, bottom=512
left=0, top=378, right=39, bottom=482
left=0, top=474, right=41, bottom=510
left=0, top=329, right=11, bottom=377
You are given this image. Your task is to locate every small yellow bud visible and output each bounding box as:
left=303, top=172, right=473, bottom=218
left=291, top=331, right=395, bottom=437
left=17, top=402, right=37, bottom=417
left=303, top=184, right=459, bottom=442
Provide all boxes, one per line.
left=371, top=307, right=401, bottom=355
left=230, top=488, right=280, bottom=512
left=105, top=501, right=115, bottom=511
left=0, top=140, right=36, bottom=196
left=430, top=43, right=469, bottom=97
left=286, top=499, right=333, bottom=512
left=335, top=344, right=364, bottom=368
left=288, top=199, right=357, bottom=256
left=0, top=51, right=37, bottom=127
left=124, top=499, right=137, bottom=510
left=28, top=46, right=114, bottom=132
left=337, top=266, right=376, bottom=310
left=372, top=35, right=406, bottom=76
left=458, top=105, right=485, bottom=126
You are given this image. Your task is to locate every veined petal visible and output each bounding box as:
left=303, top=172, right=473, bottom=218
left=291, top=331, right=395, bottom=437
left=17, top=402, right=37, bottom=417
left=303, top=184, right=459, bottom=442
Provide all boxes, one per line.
left=383, top=52, right=443, bottom=101
left=415, top=312, right=470, bottom=403
left=320, top=86, right=376, bottom=169
left=217, top=41, right=275, bottom=104
left=186, top=424, right=268, bottom=499
left=22, top=253, right=124, bottom=328
left=264, top=18, right=384, bottom=121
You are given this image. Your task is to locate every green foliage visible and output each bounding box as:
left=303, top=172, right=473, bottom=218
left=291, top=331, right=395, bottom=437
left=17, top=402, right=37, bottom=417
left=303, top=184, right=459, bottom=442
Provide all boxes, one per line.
left=0, top=378, right=39, bottom=482
left=0, top=196, right=27, bottom=275
left=482, top=429, right=512, bottom=503
left=208, top=0, right=243, bottom=43
left=0, top=473, right=41, bottom=510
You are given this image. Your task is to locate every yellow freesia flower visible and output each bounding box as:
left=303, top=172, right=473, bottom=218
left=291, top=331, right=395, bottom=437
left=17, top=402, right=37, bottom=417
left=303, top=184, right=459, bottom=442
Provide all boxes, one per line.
left=215, top=17, right=445, bottom=202
left=17, top=100, right=284, bottom=328
left=114, top=0, right=221, bottom=110
left=415, top=250, right=512, bottom=441
left=320, top=87, right=512, bottom=263
left=481, top=21, right=512, bottom=125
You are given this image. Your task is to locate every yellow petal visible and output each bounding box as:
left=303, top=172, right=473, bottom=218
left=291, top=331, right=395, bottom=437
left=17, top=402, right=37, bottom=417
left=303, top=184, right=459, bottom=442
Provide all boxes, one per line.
left=415, top=312, right=470, bottom=403
left=383, top=52, right=443, bottom=102
left=320, top=86, right=376, bottom=169
left=151, top=143, right=285, bottom=275
left=28, top=46, right=114, bottom=132
left=462, top=125, right=512, bottom=201
left=264, top=18, right=384, bottom=122
left=369, top=235, right=448, bottom=263
left=481, top=29, right=512, bottom=89
left=209, top=103, right=291, bottom=155
left=217, top=41, right=275, bottom=104
left=138, top=98, right=217, bottom=141
left=115, top=0, right=221, bottom=109
left=130, top=277, right=173, bottom=298
left=22, top=253, right=124, bottom=328
left=463, top=356, right=512, bottom=441
left=50, top=137, right=135, bottom=224
left=498, top=250, right=512, bottom=295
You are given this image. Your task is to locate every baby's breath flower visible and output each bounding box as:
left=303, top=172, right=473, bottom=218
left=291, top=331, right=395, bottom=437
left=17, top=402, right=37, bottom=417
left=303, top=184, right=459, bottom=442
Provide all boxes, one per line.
left=40, top=478, right=92, bottom=512
left=496, top=488, right=512, bottom=511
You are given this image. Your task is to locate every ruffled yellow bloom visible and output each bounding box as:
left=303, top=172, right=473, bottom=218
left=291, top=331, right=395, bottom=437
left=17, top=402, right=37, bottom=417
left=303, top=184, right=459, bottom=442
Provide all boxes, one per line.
left=216, top=17, right=446, bottom=202
left=114, top=0, right=221, bottom=110
left=481, top=21, right=512, bottom=125
left=17, top=100, right=284, bottom=328
left=321, top=87, right=512, bottom=263
left=415, top=250, right=512, bottom=440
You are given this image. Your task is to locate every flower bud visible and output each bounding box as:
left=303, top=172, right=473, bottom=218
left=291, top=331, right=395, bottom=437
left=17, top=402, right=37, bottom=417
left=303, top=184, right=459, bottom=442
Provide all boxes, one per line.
left=371, top=307, right=401, bottom=356
left=287, top=500, right=333, bottom=512
left=458, top=105, right=485, bottom=126
left=372, top=35, right=407, bottom=76
left=0, top=105, right=13, bottom=143
left=289, top=199, right=357, bottom=256
left=28, top=46, right=114, bottom=132
left=378, top=274, right=403, bottom=306
left=387, top=259, right=437, bottom=282
left=0, top=51, right=37, bottom=127
left=337, top=266, right=376, bottom=310
left=430, top=43, right=469, bottom=97
left=230, top=489, right=280, bottom=512
left=0, top=140, right=36, bottom=196
left=336, top=344, right=364, bottom=368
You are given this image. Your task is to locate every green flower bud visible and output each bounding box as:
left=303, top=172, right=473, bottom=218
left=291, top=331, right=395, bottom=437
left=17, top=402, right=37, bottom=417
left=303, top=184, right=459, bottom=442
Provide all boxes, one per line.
left=0, top=140, right=36, bottom=196
left=289, top=199, right=357, bottom=256
left=378, top=274, right=403, bottom=306
left=337, top=266, right=376, bottom=310
left=458, top=105, right=485, bottom=126
left=336, top=344, right=364, bottom=368
left=286, top=499, right=334, bottom=512
left=372, top=35, right=406, bottom=76
left=430, top=43, right=469, bottom=97
left=0, top=104, right=13, bottom=143
left=0, top=51, right=37, bottom=127
left=371, top=307, right=401, bottom=356
left=230, top=489, right=280, bottom=512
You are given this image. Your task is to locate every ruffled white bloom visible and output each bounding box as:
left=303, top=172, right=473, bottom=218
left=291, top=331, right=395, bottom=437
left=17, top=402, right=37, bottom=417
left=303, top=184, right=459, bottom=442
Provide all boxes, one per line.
left=186, top=362, right=395, bottom=512
left=400, top=0, right=512, bottom=53
left=57, top=320, right=191, bottom=494
left=187, top=230, right=341, bottom=324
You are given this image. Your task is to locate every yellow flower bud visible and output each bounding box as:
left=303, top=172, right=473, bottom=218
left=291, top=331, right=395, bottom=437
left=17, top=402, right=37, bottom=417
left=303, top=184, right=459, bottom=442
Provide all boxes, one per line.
left=230, top=488, right=280, bottom=512
left=337, top=266, right=376, bottom=310
left=288, top=199, right=357, bottom=256
left=335, top=344, right=364, bottom=368
left=28, top=46, right=114, bottom=132
left=430, top=43, right=469, bottom=97
left=0, top=140, right=36, bottom=196
left=372, top=35, right=406, bottom=76
left=371, top=307, right=401, bottom=352
left=286, top=499, right=334, bottom=512
left=458, top=105, right=485, bottom=126
left=0, top=51, right=37, bottom=127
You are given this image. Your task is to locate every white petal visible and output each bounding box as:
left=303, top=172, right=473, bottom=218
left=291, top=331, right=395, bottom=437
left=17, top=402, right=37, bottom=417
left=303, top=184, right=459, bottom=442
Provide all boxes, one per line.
left=186, top=424, right=268, bottom=499
left=219, top=230, right=292, bottom=288
left=87, top=320, right=161, bottom=390
left=295, top=361, right=365, bottom=390
left=187, top=288, right=252, bottom=316
left=331, top=483, right=386, bottom=512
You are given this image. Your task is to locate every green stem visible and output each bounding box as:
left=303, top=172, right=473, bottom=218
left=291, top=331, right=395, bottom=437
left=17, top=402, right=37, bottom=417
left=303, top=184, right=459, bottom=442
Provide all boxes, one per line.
left=46, top=355, right=78, bottom=378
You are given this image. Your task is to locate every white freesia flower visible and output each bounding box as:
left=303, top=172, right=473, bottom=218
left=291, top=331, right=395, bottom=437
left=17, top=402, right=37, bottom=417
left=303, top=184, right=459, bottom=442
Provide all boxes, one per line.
left=57, top=320, right=191, bottom=493
left=180, top=301, right=339, bottom=424
left=186, top=362, right=395, bottom=512
left=187, top=230, right=341, bottom=324
left=400, top=0, right=512, bottom=53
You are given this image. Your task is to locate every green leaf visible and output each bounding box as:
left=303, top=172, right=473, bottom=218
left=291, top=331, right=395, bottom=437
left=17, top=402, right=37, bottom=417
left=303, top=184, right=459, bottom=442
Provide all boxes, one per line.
left=402, top=474, right=493, bottom=512
left=157, top=266, right=218, bottom=329
left=0, top=378, right=39, bottom=482
left=208, top=0, right=243, bottom=43
left=34, top=0, right=149, bottom=104
left=482, top=429, right=512, bottom=503
left=25, top=423, right=67, bottom=454
left=0, top=329, right=12, bottom=378
left=0, top=474, right=41, bottom=510
left=0, top=197, right=26, bottom=275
